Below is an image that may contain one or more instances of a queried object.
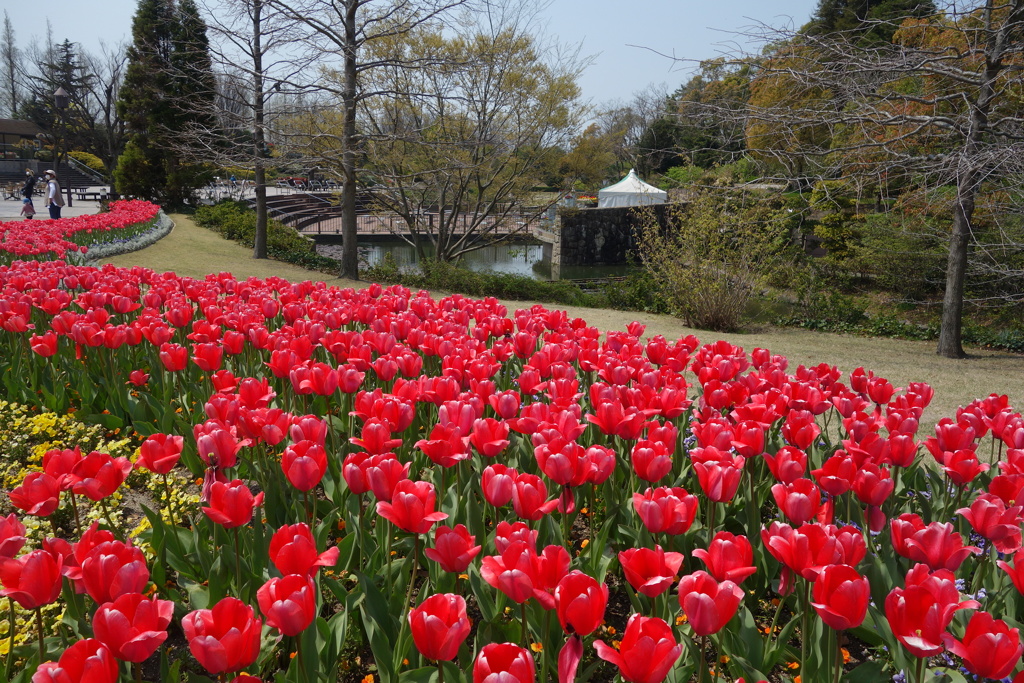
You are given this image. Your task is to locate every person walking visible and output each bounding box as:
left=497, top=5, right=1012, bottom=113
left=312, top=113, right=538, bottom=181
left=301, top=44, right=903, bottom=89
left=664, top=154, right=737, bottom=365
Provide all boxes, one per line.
left=20, top=169, right=37, bottom=219
left=44, top=170, right=64, bottom=219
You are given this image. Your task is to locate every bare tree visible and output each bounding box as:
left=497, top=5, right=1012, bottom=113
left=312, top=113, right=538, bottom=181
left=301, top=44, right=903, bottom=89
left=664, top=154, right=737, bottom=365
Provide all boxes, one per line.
left=730, top=0, right=1024, bottom=358
left=355, top=2, right=586, bottom=262
left=177, top=0, right=310, bottom=259
left=1, top=12, right=22, bottom=117
left=264, top=0, right=471, bottom=279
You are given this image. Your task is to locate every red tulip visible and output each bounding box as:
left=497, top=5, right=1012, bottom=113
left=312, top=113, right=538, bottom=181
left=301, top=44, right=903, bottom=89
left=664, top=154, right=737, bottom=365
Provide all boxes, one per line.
left=471, top=418, right=511, bottom=457
left=0, top=513, right=27, bottom=560
left=80, top=540, right=150, bottom=604
left=30, top=331, right=59, bottom=357
left=92, top=593, right=173, bottom=663
left=692, top=532, right=757, bottom=584
left=631, top=440, right=673, bottom=483
left=494, top=521, right=538, bottom=553
left=481, top=541, right=538, bottom=604
left=366, top=452, right=411, bottom=501
left=884, top=564, right=979, bottom=658
left=531, top=545, right=572, bottom=610
left=781, top=409, right=821, bottom=450
left=690, top=447, right=744, bottom=503
left=268, top=523, right=339, bottom=577
left=488, top=390, right=522, bottom=419
left=810, top=564, right=869, bottom=630
left=593, top=614, right=683, bottom=683
left=473, top=642, right=535, bottom=683
left=43, top=447, right=84, bottom=491
left=481, top=464, right=517, bottom=507
left=194, top=421, right=245, bottom=470
left=376, top=479, right=448, bottom=534
left=554, top=570, right=608, bottom=636
left=632, top=487, right=699, bottom=535
left=511, top=473, right=559, bottom=522
left=32, top=638, right=119, bottom=683
left=257, top=574, right=317, bottom=636
left=895, top=520, right=981, bottom=571
left=136, top=434, right=183, bottom=474
left=761, top=522, right=843, bottom=586
left=811, top=452, right=858, bottom=497
left=424, top=524, right=482, bottom=573
left=0, top=548, right=63, bottom=609
left=9, top=472, right=61, bottom=517
left=941, top=449, right=989, bottom=487
left=158, top=342, right=188, bottom=371
left=772, top=478, right=827, bottom=526
left=408, top=593, right=471, bottom=661
left=202, top=479, right=264, bottom=529
left=341, top=452, right=372, bottom=495
left=618, top=545, right=685, bottom=597
left=416, top=423, right=471, bottom=468
left=762, top=446, right=807, bottom=484
left=71, top=452, right=132, bottom=501
left=581, top=445, right=616, bottom=485
left=191, top=342, right=223, bottom=372
left=677, top=570, right=744, bottom=636
left=943, top=611, right=1023, bottom=680
left=182, top=597, right=263, bottom=675
left=998, top=549, right=1024, bottom=595
left=958, top=493, right=1023, bottom=554
left=281, top=440, right=328, bottom=492
left=350, top=418, right=403, bottom=454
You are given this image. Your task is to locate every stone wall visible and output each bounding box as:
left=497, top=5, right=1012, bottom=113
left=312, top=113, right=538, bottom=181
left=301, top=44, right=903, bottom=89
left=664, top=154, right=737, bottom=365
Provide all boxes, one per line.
left=558, top=203, right=676, bottom=266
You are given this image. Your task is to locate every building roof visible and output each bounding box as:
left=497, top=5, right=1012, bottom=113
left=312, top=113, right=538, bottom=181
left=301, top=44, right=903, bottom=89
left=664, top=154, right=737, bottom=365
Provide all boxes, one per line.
left=0, top=119, right=45, bottom=138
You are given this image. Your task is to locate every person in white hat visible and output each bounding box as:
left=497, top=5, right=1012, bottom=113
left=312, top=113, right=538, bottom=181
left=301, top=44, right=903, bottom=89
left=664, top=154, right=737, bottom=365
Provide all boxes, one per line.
left=43, top=170, right=64, bottom=219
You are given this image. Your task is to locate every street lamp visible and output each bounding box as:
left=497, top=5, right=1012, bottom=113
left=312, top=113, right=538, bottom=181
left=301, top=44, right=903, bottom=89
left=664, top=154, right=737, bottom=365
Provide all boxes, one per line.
left=53, top=87, right=73, bottom=207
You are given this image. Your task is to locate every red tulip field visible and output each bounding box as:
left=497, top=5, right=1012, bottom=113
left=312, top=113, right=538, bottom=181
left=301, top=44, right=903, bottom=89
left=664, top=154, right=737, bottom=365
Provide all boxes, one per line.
left=0, top=210, right=1023, bottom=683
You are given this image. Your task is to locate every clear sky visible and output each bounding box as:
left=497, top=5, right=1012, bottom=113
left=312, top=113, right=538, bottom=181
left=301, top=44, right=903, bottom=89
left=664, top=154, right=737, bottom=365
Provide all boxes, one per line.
left=7, top=0, right=819, bottom=106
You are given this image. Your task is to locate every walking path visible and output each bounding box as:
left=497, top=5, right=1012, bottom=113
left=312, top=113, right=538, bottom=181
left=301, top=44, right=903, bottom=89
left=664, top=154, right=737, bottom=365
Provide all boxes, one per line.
left=0, top=187, right=108, bottom=221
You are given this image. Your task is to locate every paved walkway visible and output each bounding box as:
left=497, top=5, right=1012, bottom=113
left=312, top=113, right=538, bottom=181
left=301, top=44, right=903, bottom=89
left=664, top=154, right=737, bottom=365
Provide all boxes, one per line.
left=0, top=186, right=108, bottom=221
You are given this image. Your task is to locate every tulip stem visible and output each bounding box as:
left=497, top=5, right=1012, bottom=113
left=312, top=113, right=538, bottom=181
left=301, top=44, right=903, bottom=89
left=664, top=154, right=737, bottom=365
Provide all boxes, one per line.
left=99, top=497, right=120, bottom=539
left=5, top=598, right=16, bottom=681
left=800, top=580, right=810, bottom=683
left=832, top=630, right=842, bottom=683
left=402, top=536, right=420, bottom=624
left=162, top=473, right=176, bottom=526
left=437, top=659, right=444, bottom=683
left=35, top=607, right=45, bottom=666
left=520, top=602, right=529, bottom=648
left=69, top=492, right=81, bottom=535
left=914, top=655, right=925, bottom=683
left=698, top=635, right=708, bottom=683
left=134, top=662, right=143, bottom=682
left=233, top=527, right=243, bottom=597
left=767, top=593, right=785, bottom=646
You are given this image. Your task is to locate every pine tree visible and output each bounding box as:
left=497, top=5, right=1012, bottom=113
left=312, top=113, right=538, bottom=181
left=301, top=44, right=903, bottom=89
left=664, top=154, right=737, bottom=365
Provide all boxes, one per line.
left=115, top=0, right=215, bottom=205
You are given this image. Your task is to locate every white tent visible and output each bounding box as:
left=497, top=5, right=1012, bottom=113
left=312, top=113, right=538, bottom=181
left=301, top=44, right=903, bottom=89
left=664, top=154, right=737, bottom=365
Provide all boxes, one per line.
left=597, top=169, right=667, bottom=208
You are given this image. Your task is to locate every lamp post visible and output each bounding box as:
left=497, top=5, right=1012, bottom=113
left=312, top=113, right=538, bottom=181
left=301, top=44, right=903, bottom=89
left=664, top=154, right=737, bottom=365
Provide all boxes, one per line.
left=53, top=87, right=73, bottom=207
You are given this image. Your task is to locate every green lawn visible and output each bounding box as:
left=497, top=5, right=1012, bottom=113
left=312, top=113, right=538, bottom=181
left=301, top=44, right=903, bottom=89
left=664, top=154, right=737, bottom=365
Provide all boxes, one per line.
left=102, top=213, right=1024, bottom=433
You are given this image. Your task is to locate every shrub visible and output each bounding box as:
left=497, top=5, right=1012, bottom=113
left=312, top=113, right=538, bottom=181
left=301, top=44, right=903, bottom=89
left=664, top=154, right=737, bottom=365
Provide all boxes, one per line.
left=70, top=151, right=107, bottom=176
left=635, top=189, right=793, bottom=331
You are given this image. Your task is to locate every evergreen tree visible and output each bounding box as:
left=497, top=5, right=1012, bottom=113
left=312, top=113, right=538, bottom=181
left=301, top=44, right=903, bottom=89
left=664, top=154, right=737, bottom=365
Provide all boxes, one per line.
left=116, top=0, right=215, bottom=206
left=806, top=0, right=937, bottom=42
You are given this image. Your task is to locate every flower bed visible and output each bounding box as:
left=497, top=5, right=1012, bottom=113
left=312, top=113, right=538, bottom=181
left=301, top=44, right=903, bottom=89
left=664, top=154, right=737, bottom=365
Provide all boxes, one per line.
left=0, top=201, right=161, bottom=265
left=0, top=259, right=1022, bottom=683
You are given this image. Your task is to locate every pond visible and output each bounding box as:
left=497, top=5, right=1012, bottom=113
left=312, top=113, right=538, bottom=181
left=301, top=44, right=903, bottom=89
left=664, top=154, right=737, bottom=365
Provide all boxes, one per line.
left=315, top=239, right=632, bottom=281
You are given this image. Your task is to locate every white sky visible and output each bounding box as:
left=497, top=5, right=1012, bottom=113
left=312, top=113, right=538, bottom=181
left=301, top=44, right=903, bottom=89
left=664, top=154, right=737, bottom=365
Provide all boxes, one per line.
left=6, top=0, right=819, bottom=106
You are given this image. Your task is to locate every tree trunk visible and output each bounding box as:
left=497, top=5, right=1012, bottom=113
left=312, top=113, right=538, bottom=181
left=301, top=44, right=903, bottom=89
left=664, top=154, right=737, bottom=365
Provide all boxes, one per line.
left=252, top=0, right=268, bottom=260
left=339, top=0, right=360, bottom=280
left=936, top=195, right=972, bottom=358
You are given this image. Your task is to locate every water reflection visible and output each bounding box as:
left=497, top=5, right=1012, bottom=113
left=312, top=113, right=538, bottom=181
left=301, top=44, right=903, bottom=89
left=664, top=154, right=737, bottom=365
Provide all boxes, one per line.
left=316, top=239, right=630, bottom=281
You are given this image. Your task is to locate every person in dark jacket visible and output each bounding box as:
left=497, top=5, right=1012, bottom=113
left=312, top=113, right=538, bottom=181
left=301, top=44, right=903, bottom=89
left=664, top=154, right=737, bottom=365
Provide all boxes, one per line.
left=21, top=169, right=36, bottom=199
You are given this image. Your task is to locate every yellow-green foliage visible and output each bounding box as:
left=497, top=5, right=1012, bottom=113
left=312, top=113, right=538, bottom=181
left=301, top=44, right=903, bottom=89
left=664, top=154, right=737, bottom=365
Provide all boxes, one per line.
left=0, top=401, right=135, bottom=493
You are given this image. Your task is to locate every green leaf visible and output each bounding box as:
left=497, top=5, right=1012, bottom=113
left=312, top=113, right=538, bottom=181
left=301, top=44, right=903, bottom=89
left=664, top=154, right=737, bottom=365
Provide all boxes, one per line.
left=842, top=660, right=886, bottom=683
left=399, top=667, right=437, bottom=683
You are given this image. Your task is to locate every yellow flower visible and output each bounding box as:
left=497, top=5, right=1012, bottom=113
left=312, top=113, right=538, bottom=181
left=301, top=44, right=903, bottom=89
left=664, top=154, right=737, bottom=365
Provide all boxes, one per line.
left=841, top=648, right=851, bottom=664
left=458, top=573, right=469, bottom=580
left=786, top=661, right=800, bottom=670
left=362, top=675, right=375, bottom=683
left=675, top=615, right=687, bottom=625
left=530, top=643, right=543, bottom=653
left=719, top=655, right=730, bottom=664
left=580, top=539, right=590, bottom=549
